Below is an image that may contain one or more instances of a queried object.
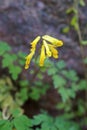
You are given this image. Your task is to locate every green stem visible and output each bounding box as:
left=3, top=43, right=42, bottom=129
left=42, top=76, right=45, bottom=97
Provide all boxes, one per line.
left=74, top=0, right=87, bottom=101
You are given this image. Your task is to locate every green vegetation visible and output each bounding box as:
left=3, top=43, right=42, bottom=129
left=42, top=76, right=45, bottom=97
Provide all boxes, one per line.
left=0, top=0, right=87, bottom=129
left=0, top=40, right=87, bottom=130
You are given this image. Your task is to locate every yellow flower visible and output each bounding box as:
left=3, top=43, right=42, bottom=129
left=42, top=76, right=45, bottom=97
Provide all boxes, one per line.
left=39, top=44, right=46, bottom=66
left=42, top=35, right=63, bottom=47
left=25, top=35, right=63, bottom=69
left=43, top=40, right=51, bottom=57
left=25, top=36, right=41, bottom=69
left=30, top=36, right=41, bottom=51
left=25, top=51, right=34, bottom=69
left=48, top=44, right=58, bottom=58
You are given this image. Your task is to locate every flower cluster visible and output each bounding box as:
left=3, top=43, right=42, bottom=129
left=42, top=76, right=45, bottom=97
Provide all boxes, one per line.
left=25, top=35, right=63, bottom=69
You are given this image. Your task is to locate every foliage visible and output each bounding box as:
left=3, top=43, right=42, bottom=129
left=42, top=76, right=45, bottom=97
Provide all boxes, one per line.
left=0, top=40, right=87, bottom=129
left=0, top=41, right=25, bottom=80
left=59, top=1, right=87, bottom=128
left=45, top=60, right=87, bottom=123
left=0, top=113, right=32, bottom=130
left=0, top=41, right=50, bottom=112
left=62, top=0, right=87, bottom=45
left=32, top=113, right=80, bottom=130
left=0, top=3, right=87, bottom=127
left=0, top=111, right=81, bottom=130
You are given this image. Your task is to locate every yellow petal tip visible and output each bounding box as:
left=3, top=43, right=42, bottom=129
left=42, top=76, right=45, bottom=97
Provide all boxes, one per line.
left=25, top=66, right=29, bottom=69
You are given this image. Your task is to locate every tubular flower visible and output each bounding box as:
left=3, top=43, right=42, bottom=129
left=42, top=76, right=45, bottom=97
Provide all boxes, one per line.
left=30, top=36, right=41, bottom=51
left=42, top=35, right=63, bottom=47
left=25, top=35, right=63, bottom=69
left=39, top=44, right=46, bottom=66
left=48, top=44, right=58, bottom=58
left=43, top=40, right=51, bottom=57
left=25, top=51, right=35, bottom=69
left=25, top=36, right=41, bottom=69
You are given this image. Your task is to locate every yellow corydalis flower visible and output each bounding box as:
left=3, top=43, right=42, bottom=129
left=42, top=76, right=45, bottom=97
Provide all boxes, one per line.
left=25, top=36, right=41, bottom=69
left=39, top=44, right=46, bottom=66
left=25, top=51, right=34, bottom=69
left=48, top=44, right=58, bottom=58
left=43, top=40, right=51, bottom=57
left=42, top=35, right=63, bottom=47
left=30, top=36, right=41, bottom=51
left=25, top=35, right=63, bottom=69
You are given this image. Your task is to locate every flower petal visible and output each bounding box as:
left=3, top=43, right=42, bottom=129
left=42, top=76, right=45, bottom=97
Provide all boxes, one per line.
left=43, top=40, right=52, bottom=57
left=39, top=44, right=46, bottom=66
left=48, top=44, right=59, bottom=58
left=25, top=51, right=34, bottom=69
left=42, top=35, right=63, bottom=47
left=30, top=36, right=41, bottom=50
left=53, top=54, right=58, bottom=58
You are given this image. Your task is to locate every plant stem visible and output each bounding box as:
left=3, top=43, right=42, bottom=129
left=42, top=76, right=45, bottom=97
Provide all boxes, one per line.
left=74, top=0, right=87, bottom=100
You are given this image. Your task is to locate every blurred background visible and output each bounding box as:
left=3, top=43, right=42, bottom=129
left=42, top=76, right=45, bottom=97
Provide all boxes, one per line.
left=0, top=0, right=87, bottom=130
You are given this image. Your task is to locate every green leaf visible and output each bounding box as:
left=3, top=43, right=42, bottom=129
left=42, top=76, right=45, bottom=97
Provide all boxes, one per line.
left=33, top=114, right=50, bottom=125
left=33, top=114, right=57, bottom=130
left=83, top=57, right=87, bottom=64
left=70, top=16, right=79, bottom=30
left=67, top=89, right=76, bottom=98
left=81, top=40, right=87, bottom=45
left=78, top=104, right=85, bottom=116
left=41, top=121, right=57, bottom=130
left=56, top=60, right=66, bottom=69
left=47, top=67, right=57, bottom=76
left=62, top=70, right=79, bottom=82
left=66, top=7, right=74, bottom=14
left=79, top=0, right=85, bottom=6
left=0, top=120, right=6, bottom=125
left=0, top=42, right=11, bottom=55
left=59, top=87, right=69, bottom=102
left=37, top=73, right=43, bottom=80
left=19, top=88, right=29, bottom=102
left=33, top=114, right=80, bottom=130
left=69, top=70, right=79, bottom=81
left=56, top=102, right=65, bottom=110
left=62, top=26, right=70, bottom=33
left=59, top=88, right=75, bottom=102
left=9, top=65, right=22, bottom=80
left=19, top=80, right=29, bottom=87
left=2, top=54, right=17, bottom=68
left=52, top=75, right=66, bottom=88
left=71, top=83, right=79, bottom=92
left=13, top=115, right=32, bottom=130
left=78, top=80, right=87, bottom=90
left=77, top=99, right=86, bottom=116
left=66, top=8, right=77, bottom=14
left=0, top=120, right=12, bottom=130
left=12, top=108, right=22, bottom=117
left=55, top=117, right=80, bottom=130
left=36, top=128, right=41, bottom=130
left=18, top=52, right=26, bottom=58
left=29, top=87, right=41, bottom=100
